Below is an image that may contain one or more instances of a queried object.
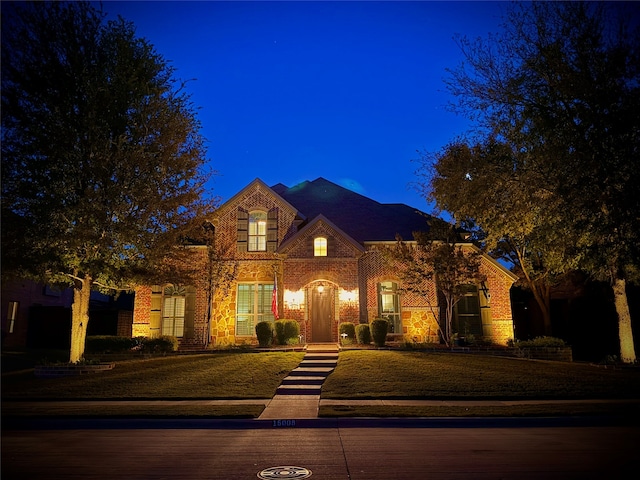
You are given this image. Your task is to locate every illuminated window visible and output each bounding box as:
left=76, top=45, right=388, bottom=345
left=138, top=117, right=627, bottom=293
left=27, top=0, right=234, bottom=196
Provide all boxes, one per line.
left=378, top=281, right=401, bottom=333
left=454, top=285, right=482, bottom=336
left=236, top=283, right=275, bottom=336
left=162, top=285, right=186, bottom=337
left=314, top=237, right=327, bottom=256
left=248, top=211, right=267, bottom=251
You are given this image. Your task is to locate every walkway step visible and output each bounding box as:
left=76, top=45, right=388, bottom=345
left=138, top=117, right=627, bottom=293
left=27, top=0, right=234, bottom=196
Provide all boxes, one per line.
left=303, top=353, right=339, bottom=360
left=259, top=345, right=339, bottom=419
left=291, top=367, right=334, bottom=376
left=276, top=384, right=322, bottom=395
left=281, top=376, right=325, bottom=385
left=299, top=360, right=337, bottom=368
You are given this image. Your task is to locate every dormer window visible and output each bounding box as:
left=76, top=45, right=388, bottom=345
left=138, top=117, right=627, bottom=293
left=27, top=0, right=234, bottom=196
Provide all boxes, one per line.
left=248, top=211, right=267, bottom=251
left=314, top=237, right=327, bottom=256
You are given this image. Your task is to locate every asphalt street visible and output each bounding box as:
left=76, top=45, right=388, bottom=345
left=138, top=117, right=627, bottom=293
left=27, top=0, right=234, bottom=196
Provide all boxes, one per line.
left=2, top=417, right=638, bottom=480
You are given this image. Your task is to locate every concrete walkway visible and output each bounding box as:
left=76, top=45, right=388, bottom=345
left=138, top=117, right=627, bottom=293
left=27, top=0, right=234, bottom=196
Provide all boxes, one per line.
left=258, top=343, right=339, bottom=420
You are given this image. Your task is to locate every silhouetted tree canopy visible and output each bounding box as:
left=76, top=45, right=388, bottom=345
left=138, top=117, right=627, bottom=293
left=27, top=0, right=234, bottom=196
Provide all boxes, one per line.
left=1, top=1, right=214, bottom=361
left=418, top=1, right=640, bottom=362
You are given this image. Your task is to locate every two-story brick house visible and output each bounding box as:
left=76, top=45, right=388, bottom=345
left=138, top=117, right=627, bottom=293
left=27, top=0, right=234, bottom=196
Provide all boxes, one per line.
left=132, top=177, right=517, bottom=346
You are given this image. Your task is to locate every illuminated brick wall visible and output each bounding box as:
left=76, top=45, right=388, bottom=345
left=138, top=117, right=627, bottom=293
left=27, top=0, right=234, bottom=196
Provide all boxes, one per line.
left=132, top=180, right=517, bottom=346
left=280, top=219, right=362, bottom=342
left=358, top=247, right=440, bottom=342
left=132, top=285, right=151, bottom=337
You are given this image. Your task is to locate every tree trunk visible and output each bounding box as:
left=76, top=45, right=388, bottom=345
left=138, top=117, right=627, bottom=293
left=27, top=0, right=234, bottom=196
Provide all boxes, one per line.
left=613, top=277, right=636, bottom=364
left=69, top=275, right=92, bottom=363
left=444, top=297, right=454, bottom=347
left=530, top=281, right=552, bottom=336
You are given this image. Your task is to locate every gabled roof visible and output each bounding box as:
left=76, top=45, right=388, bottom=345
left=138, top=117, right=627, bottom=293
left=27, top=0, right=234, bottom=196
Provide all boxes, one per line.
left=214, top=178, right=302, bottom=220
left=277, top=214, right=365, bottom=255
left=272, top=177, right=434, bottom=242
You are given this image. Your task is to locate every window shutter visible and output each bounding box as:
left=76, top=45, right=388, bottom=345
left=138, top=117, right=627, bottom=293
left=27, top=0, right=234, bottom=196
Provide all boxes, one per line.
left=307, top=236, right=315, bottom=257
left=237, top=208, right=248, bottom=253
left=266, top=208, right=278, bottom=252
left=184, top=288, right=196, bottom=340
left=327, top=236, right=335, bottom=257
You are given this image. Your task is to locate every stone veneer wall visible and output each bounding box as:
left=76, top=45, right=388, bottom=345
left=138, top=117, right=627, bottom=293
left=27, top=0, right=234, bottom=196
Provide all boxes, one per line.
left=211, top=260, right=277, bottom=346
left=359, top=247, right=440, bottom=342
left=357, top=245, right=516, bottom=345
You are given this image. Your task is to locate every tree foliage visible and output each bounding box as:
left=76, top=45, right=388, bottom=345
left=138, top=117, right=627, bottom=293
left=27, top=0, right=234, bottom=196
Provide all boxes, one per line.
left=418, top=1, right=640, bottom=361
left=382, top=226, right=486, bottom=346
left=1, top=2, right=214, bottom=361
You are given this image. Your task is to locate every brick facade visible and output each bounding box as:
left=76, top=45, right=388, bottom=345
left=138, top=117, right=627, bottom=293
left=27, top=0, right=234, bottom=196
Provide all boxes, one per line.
left=132, top=179, right=518, bottom=347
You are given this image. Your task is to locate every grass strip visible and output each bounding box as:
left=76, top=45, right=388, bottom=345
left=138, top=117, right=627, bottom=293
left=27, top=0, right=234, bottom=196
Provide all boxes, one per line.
left=318, top=402, right=640, bottom=418
left=1, top=403, right=265, bottom=418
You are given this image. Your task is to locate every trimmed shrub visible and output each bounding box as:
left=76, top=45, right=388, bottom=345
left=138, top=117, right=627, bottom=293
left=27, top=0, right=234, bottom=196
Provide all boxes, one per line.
left=85, top=335, right=137, bottom=353
left=370, top=319, right=389, bottom=347
left=140, top=335, right=178, bottom=354
left=255, top=321, right=274, bottom=347
left=274, top=320, right=287, bottom=345
left=339, top=322, right=356, bottom=345
left=515, top=336, right=567, bottom=348
left=284, top=320, right=300, bottom=344
left=355, top=324, right=371, bottom=345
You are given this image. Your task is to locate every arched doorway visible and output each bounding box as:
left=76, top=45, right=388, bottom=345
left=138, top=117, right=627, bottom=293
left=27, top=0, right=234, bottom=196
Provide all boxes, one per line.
left=310, top=282, right=334, bottom=342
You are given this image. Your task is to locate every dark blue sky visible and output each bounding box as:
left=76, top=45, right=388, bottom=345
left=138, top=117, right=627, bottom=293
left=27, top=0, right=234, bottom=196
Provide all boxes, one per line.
left=101, top=1, right=507, bottom=212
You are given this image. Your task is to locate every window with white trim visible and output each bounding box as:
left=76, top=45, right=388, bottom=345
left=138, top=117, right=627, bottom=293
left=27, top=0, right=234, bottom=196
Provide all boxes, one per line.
left=162, top=285, right=186, bottom=337
left=314, top=237, right=327, bottom=256
left=378, top=281, right=402, bottom=333
left=236, top=283, right=275, bottom=336
left=248, top=211, right=267, bottom=251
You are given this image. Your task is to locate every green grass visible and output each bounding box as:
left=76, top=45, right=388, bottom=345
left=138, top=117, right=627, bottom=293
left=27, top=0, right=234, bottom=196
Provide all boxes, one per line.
left=2, top=352, right=305, bottom=400
left=321, top=350, right=640, bottom=400
left=3, top=349, right=640, bottom=419
left=1, top=403, right=265, bottom=419
left=319, top=402, right=640, bottom=418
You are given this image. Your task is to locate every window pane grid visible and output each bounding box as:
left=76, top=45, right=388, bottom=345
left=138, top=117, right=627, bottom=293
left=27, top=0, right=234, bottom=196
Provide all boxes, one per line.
left=378, top=282, right=402, bottom=334
left=314, top=237, right=327, bottom=256
left=236, top=283, right=274, bottom=335
left=248, top=211, right=267, bottom=251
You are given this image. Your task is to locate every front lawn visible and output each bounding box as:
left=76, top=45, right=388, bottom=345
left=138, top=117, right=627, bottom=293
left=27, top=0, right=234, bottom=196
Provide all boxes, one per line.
left=2, top=352, right=305, bottom=400
left=321, top=350, right=640, bottom=400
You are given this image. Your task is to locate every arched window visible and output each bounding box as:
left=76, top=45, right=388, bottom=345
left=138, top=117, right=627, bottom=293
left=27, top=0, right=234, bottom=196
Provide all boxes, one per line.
left=248, top=211, right=267, bottom=251
left=162, top=285, right=186, bottom=338
left=314, top=237, right=327, bottom=256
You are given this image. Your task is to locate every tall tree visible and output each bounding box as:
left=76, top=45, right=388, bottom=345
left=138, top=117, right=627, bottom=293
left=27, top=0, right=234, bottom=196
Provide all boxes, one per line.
left=423, top=139, right=575, bottom=336
left=1, top=2, right=214, bottom=362
left=419, top=1, right=640, bottom=362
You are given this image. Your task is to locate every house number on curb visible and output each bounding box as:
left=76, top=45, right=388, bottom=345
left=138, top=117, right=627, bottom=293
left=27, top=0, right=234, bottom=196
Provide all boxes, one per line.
left=272, top=419, right=296, bottom=427
left=257, top=466, right=312, bottom=479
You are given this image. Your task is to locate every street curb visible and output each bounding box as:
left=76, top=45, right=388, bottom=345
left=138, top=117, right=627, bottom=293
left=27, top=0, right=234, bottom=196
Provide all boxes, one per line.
left=2, top=414, right=636, bottom=431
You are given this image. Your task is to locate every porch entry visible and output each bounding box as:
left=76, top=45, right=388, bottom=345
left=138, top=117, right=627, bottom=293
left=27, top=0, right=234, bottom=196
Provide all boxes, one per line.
left=310, top=285, right=333, bottom=342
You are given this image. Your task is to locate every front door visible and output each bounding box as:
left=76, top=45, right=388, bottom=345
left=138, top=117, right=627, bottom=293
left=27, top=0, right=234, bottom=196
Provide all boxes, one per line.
left=311, top=287, right=332, bottom=342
